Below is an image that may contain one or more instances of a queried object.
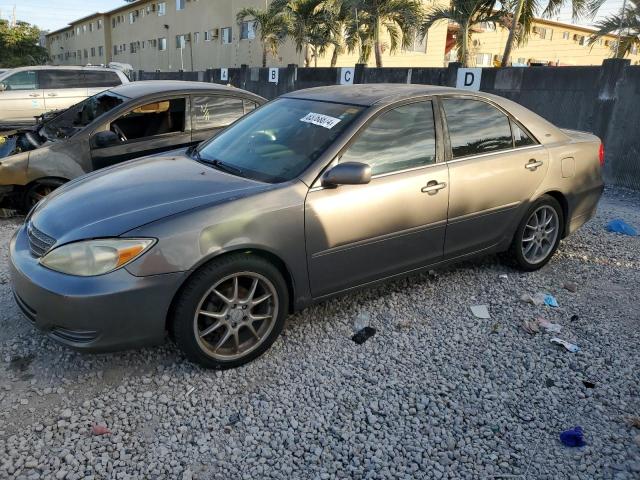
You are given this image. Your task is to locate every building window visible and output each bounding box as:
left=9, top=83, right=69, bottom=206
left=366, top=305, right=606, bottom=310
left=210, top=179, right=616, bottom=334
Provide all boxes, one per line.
left=475, top=52, right=492, bottom=66
left=562, top=31, right=569, bottom=40
left=98, top=19, right=102, bottom=30
left=204, top=30, right=211, bottom=42
left=91, top=47, right=95, bottom=57
left=76, top=26, right=81, bottom=35
left=240, top=21, right=256, bottom=40
left=194, top=31, right=200, bottom=43
left=98, top=46, right=104, bottom=57
left=113, top=45, right=118, bottom=55
left=406, top=30, right=427, bottom=53
left=176, top=34, right=187, bottom=49
left=84, top=49, right=88, bottom=58
left=221, top=27, right=232, bottom=44
left=159, top=37, right=167, bottom=51
left=130, top=42, right=137, bottom=54
left=82, top=25, right=87, bottom=33
left=112, top=18, right=116, bottom=28
left=89, top=22, right=93, bottom=32
left=176, top=0, right=185, bottom=11
left=158, top=2, right=166, bottom=16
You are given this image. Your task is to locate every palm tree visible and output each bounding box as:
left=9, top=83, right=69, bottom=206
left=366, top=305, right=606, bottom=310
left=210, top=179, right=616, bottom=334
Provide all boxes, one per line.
left=344, top=0, right=423, bottom=67
left=236, top=5, right=289, bottom=67
left=588, top=1, right=640, bottom=58
left=420, top=0, right=503, bottom=67
left=275, top=0, right=330, bottom=67
left=320, top=0, right=351, bottom=67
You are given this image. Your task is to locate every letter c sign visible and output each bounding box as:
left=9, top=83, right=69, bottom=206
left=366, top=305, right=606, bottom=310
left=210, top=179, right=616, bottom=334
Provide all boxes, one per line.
left=456, top=68, right=482, bottom=91
left=337, top=67, right=354, bottom=85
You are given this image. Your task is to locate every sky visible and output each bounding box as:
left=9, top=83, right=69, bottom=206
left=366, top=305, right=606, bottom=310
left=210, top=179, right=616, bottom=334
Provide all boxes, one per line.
left=0, top=0, right=630, bottom=32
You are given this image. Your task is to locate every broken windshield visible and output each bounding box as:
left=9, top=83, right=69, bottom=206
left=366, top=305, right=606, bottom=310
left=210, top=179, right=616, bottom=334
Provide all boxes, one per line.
left=41, top=91, right=127, bottom=140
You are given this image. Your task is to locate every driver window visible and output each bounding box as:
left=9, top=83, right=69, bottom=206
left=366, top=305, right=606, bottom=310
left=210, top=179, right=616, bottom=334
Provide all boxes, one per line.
left=2, top=71, right=38, bottom=91
left=110, top=97, right=186, bottom=142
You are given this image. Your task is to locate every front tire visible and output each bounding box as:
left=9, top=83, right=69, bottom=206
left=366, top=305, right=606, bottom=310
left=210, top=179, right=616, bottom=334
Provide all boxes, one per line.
left=508, top=195, right=564, bottom=271
left=22, top=178, right=66, bottom=212
left=171, top=254, right=289, bottom=369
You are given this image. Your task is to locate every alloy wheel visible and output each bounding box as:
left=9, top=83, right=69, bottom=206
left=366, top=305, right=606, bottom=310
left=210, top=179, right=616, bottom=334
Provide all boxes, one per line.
left=521, top=205, right=559, bottom=264
left=193, top=272, right=278, bottom=361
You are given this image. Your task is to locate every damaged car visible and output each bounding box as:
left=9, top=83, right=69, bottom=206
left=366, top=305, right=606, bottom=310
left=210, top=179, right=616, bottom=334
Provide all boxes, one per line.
left=0, top=80, right=265, bottom=210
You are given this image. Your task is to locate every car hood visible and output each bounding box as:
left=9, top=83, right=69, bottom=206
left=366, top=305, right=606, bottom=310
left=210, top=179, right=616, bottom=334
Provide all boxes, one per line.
left=31, top=151, right=269, bottom=244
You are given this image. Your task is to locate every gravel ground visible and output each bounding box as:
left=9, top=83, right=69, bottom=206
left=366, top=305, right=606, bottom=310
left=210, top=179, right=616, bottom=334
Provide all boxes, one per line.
left=0, top=187, right=639, bottom=480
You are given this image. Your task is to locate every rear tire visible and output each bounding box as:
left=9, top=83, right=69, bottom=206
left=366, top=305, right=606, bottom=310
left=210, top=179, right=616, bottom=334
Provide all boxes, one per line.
left=22, top=178, right=66, bottom=213
left=508, top=195, right=564, bottom=271
left=171, top=254, right=289, bottom=369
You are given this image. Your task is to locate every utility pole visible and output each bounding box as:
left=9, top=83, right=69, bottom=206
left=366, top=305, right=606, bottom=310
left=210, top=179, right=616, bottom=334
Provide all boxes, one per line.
left=616, top=0, right=628, bottom=58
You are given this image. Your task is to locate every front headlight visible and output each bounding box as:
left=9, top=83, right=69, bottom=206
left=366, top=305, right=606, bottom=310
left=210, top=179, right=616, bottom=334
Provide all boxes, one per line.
left=40, top=238, right=155, bottom=276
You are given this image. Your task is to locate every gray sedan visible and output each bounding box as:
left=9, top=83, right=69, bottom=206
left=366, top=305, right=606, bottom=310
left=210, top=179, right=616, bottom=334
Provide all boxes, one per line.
left=10, top=84, right=604, bottom=369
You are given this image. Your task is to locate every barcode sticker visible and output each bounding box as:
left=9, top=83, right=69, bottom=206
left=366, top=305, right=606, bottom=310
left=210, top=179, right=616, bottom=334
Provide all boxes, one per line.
left=300, top=112, right=341, bottom=129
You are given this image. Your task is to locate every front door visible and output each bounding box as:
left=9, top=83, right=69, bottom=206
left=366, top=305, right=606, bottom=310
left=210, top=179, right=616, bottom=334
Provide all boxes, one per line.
left=305, top=100, right=449, bottom=297
left=90, top=97, right=192, bottom=170
left=441, top=97, right=549, bottom=257
left=0, top=70, right=44, bottom=123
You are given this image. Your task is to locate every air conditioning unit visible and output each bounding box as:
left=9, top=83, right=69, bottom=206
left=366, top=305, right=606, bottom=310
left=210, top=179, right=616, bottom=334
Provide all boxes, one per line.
left=211, top=28, right=219, bottom=39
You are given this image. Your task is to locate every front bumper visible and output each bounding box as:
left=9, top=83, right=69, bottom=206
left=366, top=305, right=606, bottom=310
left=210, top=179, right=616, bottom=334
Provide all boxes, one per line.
left=9, top=225, right=185, bottom=352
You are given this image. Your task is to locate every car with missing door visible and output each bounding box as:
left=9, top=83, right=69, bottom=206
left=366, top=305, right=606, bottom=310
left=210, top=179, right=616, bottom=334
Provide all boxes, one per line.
left=10, top=84, right=604, bottom=369
left=0, top=66, right=129, bottom=126
left=0, top=80, right=265, bottom=210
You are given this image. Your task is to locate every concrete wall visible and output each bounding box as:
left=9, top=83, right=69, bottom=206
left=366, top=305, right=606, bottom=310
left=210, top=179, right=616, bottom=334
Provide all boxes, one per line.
left=138, top=59, right=640, bottom=189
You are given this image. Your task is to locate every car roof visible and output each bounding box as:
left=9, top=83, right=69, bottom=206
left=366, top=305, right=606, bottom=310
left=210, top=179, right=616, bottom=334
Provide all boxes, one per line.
left=2, top=65, right=121, bottom=73
left=282, top=84, right=464, bottom=106
left=109, top=80, right=265, bottom=100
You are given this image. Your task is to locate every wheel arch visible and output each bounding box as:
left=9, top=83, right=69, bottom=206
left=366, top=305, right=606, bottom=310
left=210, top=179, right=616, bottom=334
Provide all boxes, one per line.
left=165, top=247, right=297, bottom=335
left=541, top=190, right=569, bottom=238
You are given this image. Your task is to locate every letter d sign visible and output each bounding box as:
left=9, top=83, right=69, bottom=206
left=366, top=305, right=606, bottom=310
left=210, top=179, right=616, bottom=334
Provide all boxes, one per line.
left=456, top=68, right=482, bottom=91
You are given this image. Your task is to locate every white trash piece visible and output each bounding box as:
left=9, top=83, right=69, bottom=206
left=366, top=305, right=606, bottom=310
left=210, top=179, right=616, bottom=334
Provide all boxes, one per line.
left=470, top=305, right=490, bottom=319
left=551, top=338, right=580, bottom=353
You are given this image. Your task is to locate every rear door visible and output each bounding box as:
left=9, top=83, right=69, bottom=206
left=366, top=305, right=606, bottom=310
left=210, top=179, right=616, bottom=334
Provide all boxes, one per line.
left=84, top=70, right=123, bottom=97
left=441, top=96, right=549, bottom=257
left=40, top=69, right=87, bottom=113
left=191, top=95, right=258, bottom=143
left=0, top=70, right=44, bottom=123
left=90, top=96, right=191, bottom=170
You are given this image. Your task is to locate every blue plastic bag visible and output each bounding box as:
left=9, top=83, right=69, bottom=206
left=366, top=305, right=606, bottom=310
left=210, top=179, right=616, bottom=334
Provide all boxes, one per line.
left=560, top=426, right=586, bottom=447
left=606, top=219, right=638, bottom=236
left=544, top=294, right=559, bottom=307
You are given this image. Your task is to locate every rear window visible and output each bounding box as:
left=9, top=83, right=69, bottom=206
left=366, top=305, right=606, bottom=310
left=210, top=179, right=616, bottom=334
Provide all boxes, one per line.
left=39, top=70, right=82, bottom=89
left=84, top=71, right=122, bottom=88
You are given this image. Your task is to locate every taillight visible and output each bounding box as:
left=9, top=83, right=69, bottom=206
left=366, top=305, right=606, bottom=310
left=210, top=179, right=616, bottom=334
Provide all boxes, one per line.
left=599, top=143, right=605, bottom=167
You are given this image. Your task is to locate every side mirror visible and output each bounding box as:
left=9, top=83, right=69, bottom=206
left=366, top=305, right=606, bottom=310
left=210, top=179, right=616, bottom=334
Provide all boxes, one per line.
left=93, top=130, right=120, bottom=148
left=322, top=162, right=372, bottom=188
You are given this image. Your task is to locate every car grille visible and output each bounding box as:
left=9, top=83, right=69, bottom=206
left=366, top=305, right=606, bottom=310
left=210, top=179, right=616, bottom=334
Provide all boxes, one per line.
left=27, top=223, right=56, bottom=258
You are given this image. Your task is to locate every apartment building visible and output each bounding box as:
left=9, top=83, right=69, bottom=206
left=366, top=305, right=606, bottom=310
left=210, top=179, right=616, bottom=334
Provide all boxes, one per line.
left=459, top=18, right=640, bottom=67
left=46, top=0, right=639, bottom=71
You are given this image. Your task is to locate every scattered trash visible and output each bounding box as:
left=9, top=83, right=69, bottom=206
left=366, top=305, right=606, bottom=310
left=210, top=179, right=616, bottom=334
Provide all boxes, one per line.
left=185, top=386, right=195, bottom=397
left=0, top=208, right=19, bottom=219
left=560, top=426, right=586, bottom=447
left=551, top=338, right=580, bottom=353
left=91, top=424, right=111, bottom=436
left=521, top=319, right=540, bottom=335
left=537, top=318, right=562, bottom=333
left=545, top=378, right=555, bottom=387
left=490, top=322, right=501, bottom=334
left=498, top=274, right=508, bottom=281
left=353, top=312, right=371, bottom=332
left=352, top=327, right=376, bottom=345
left=582, top=380, right=595, bottom=389
left=227, top=413, right=242, bottom=426
left=626, top=416, right=640, bottom=429
left=606, top=219, right=638, bottom=236
left=470, top=305, right=490, bottom=319
left=570, top=314, right=579, bottom=322
left=563, top=281, right=578, bottom=293
left=543, top=294, right=559, bottom=307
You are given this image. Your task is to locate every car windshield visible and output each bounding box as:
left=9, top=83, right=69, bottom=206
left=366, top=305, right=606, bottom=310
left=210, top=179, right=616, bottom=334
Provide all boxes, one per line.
left=41, top=91, right=127, bottom=140
left=196, top=98, right=364, bottom=183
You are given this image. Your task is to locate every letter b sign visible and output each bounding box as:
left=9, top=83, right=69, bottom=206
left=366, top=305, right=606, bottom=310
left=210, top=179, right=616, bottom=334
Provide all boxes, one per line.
left=456, top=68, right=482, bottom=91
left=269, top=68, right=279, bottom=83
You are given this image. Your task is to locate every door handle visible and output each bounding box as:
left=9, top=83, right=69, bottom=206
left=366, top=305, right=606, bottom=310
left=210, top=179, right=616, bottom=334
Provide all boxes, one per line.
left=46, top=93, right=58, bottom=97
left=421, top=180, right=447, bottom=194
left=525, top=159, right=544, bottom=171
left=28, top=93, right=40, bottom=98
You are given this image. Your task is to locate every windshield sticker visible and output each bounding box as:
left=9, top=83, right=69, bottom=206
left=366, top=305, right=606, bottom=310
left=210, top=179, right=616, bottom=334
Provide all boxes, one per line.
left=300, top=112, right=341, bottom=129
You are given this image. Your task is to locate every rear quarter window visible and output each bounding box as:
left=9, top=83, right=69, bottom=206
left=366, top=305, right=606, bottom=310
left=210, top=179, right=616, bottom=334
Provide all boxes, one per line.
left=83, top=71, right=122, bottom=88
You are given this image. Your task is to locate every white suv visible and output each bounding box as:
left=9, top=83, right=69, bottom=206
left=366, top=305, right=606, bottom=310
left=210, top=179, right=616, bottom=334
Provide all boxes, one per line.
left=0, top=66, right=129, bottom=126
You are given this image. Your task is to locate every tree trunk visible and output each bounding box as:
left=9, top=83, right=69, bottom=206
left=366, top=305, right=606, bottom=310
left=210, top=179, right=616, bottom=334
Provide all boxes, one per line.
left=374, top=17, right=383, bottom=67
left=262, top=44, right=267, bottom=68
left=304, top=43, right=311, bottom=67
left=461, top=23, right=469, bottom=67
left=330, top=45, right=339, bottom=67
left=501, top=0, right=524, bottom=67
left=314, top=46, right=318, bottom=67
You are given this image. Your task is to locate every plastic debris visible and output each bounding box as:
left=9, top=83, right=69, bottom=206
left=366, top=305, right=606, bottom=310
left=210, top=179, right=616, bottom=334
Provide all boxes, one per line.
left=490, top=322, right=501, bottom=334
left=570, top=314, right=579, bottom=322
left=537, top=318, right=562, bottom=333
left=521, top=319, right=540, bottom=335
left=606, top=219, right=638, bottom=236
left=551, top=337, right=580, bottom=353
left=560, top=426, right=586, bottom=447
left=91, top=424, right=111, bottom=436
left=582, top=380, right=595, bottom=389
left=352, top=327, right=376, bottom=345
left=521, top=293, right=547, bottom=306
left=626, top=416, right=640, bottom=429
left=353, top=312, right=370, bottom=332
left=563, top=281, right=578, bottom=293
left=227, top=413, right=242, bottom=426
left=498, top=274, right=508, bottom=281
left=185, top=386, right=195, bottom=397
left=543, top=294, right=559, bottom=307
left=470, top=305, right=490, bottom=319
